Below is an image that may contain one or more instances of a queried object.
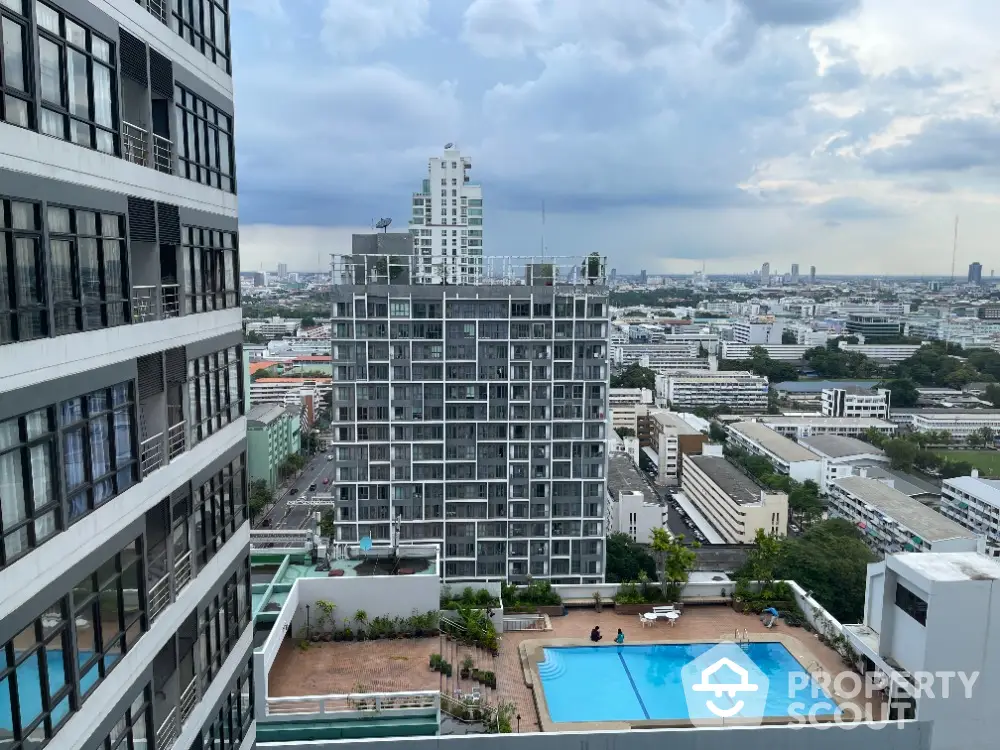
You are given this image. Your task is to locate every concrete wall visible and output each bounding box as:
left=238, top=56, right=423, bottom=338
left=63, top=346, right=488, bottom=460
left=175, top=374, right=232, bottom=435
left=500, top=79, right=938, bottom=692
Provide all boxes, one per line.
left=254, top=582, right=300, bottom=719
left=256, top=721, right=932, bottom=750
left=290, top=575, right=440, bottom=633
left=786, top=580, right=844, bottom=638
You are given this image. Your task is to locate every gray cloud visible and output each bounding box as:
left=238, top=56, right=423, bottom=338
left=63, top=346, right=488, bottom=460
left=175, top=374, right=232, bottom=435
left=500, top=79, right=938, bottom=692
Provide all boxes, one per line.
left=738, top=0, right=861, bottom=26
left=807, top=197, right=900, bottom=221
left=866, top=116, right=1000, bottom=173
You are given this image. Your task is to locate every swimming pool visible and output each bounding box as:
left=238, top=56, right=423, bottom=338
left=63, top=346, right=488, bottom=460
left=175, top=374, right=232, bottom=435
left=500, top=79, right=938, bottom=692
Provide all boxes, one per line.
left=537, top=642, right=838, bottom=724
left=0, top=651, right=115, bottom=731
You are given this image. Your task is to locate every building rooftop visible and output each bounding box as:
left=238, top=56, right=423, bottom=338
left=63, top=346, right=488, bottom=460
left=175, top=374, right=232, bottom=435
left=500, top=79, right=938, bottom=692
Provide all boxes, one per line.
left=852, top=465, right=939, bottom=498
left=730, top=421, right=821, bottom=462
left=890, top=408, right=1000, bottom=415
left=651, top=410, right=702, bottom=434
left=944, top=475, right=1000, bottom=507
left=761, top=416, right=897, bottom=428
left=247, top=403, right=289, bottom=425
left=894, top=551, right=1000, bottom=583
left=834, top=476, right=971, bottom=542
left=249, top=360, right=281, bottom=375
left=607, top=453, right=654, bottom=499
left=800, top=435, right=886, bottom=459
left=689, top=455, right=771, bottom=505
left=773, top=379, right=881, bottom=393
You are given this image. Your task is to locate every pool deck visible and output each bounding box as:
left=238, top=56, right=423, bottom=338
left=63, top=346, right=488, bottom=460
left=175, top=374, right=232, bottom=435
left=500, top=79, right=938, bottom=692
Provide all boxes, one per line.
left=268, top=606, right=873, bottom=733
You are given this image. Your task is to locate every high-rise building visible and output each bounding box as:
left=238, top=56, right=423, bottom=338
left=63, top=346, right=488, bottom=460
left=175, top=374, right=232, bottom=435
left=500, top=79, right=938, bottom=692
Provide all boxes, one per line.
left=277, top=263, right=288, bottom=276
left=761, top=262, right=771, bottom=286
left=639, top=269, right=647, bottom=284
left=328, top=247, right=610, bottom=583
left=969, top=262, right=983, bottom=285
left=0, top=2, right=252, bottom=750
left=790, top=263, right=799, bottom=284
left=810, top=265, right=816, bottom=284
left=409, top=145, right=483, bottom=285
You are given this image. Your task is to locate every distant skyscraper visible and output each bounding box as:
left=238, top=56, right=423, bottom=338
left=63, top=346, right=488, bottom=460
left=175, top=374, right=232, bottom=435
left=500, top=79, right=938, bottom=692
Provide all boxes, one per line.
left=761, top=262, right=771, bottom=286
left=969, top=262, right=983, bottom=285
left=610, top=267, right=617, bottom=284
left=810, top=265, right=816, bottom=284
left=409, top=145, right=483, bottom=284
left=640, top=269, right=647, bottom=284
left=790, top=264, right=800, bottom=284
left=277, top=262, right=288, bottom=276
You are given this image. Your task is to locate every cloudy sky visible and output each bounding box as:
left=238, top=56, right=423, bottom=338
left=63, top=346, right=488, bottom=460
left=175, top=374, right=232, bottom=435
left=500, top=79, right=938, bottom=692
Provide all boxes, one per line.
left=231, top=0, right=1000, bottom=277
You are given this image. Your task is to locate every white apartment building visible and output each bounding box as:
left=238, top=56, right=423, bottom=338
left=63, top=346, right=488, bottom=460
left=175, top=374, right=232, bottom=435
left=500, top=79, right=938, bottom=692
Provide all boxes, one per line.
left=799, top=434, right=890, bottom=493
left=822, top=387, right=891, bottom=419
left=608, top=388, right=653, bottom=433
left=250, top=378, right=332, bottom=408
left=613, top=336, right=718, bottom=366
left=838, top=342, right=926, bottom=362
left=681, top=454, right=788, bottom=542
left=664, top=371, right=769, bottom=412
left=408, top=145, right=483, bottom=284
left=828, top=477, right=979, bottom=556
left=245, top=316, right=301, bottom=339
left=606, top=455, right=662, bottom=543
left=785, top=323, right=831, bottom=346
left=940, top=472, right=1000, bottom=557
left=0, top=1, right=253, bottom=749
left=731, top=317, right=783, bottom=345
left=647, top=410, right=706, bottom=484
left=890, top=409, right=1000, bottom=442
left=727, top=422, right=824, bottom=484
left=752, top=415, right=898, bottom=439
left=720, top=342, right=810, bottom=361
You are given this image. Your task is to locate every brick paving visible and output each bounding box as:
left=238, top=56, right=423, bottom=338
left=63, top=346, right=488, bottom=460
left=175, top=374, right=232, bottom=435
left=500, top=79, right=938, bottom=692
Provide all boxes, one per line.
left=267, top=606, right=852, bottom=733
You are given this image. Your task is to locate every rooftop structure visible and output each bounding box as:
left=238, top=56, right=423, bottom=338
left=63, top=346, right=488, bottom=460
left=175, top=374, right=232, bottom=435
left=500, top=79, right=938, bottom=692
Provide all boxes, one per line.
left=688, top=455, right=773, bottom=505
left=729, top=422, right=822, bottom=462
left=799, top=434, right=885, bottom=459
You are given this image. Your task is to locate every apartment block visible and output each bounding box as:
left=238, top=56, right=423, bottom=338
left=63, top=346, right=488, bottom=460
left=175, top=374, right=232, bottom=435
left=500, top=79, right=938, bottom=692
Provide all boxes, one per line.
left=799, top=434, right=890, bottom=493
left=608, top=387, right=653, bottom=433
left=727, top=422, right=823, bottom=484
left=247, top=403, right=301, bottom=490
left=940, top=472, right=1000, bottom=557
left=680, top=454, right=788, bottom=543
left=822, top=387, right=891, bottom=419
left=664, top=371, right=769, bottom=412
left=606, top=454, right=661, bottom=543
left=647, top=410, right=706, bottom=484
left=326, top=251, right=610, bottom=583
left=720, top=342, right=810, bottom=361
left=0, top=1, right=252, bottom=749
left=889, top=409, right=1000, bottom=442
left=745, top=415, right=898, bottom=440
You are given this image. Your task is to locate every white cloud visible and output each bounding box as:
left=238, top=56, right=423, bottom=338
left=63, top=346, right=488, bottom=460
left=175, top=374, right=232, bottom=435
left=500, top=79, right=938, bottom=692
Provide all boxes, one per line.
left=320, top=0, right=430, bottom=59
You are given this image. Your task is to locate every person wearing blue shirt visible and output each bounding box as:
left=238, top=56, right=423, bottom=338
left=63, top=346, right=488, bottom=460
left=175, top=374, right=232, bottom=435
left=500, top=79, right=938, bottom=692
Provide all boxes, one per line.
left=615, top=629, right=625, bottom=644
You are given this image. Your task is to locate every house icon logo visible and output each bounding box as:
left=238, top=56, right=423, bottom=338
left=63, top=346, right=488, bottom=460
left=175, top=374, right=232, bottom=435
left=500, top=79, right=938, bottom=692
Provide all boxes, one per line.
left=681, top=643, right=769, bottom=725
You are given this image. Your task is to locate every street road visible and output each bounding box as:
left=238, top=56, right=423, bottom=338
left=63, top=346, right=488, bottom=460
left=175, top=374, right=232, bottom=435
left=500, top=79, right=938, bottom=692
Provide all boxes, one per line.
left=258, top=451, right=336, bottom=530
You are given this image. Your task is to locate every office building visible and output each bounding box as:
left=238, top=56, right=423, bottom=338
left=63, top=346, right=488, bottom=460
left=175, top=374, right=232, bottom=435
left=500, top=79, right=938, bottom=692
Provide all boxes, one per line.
left=940, top=471, right=1000, bottom=557
left=828, top=477, right=978, bottom=556
left=969, top=262, right=983, bottom=285
left=727, top=422, right=823, bottom=484
left=0, top=1, right=252, bottom=749
left=731, top=317, right=783, bottom=345
left=889, top=409, right=1000, bottom=443
left=845, top=312, right=905, bottom=341
left=646, top=410, right=707, bottom=484
left=608, top=388, right=653, bottom=433
left=720, top=342, right=809, bottom=361
left=810, top=265, right=816, bottom=284
left=277, top=263, right=288, bottom=276
left=327, top=250, right=610, bottom=583
left=790, top=263, right=799, bottom=284
left=760, top=262, right=770, bottom=286
left=681, top=454, right=787, bottom=542
left=730, top=415, right=898, bottom=440
left=408, top=145, right=483, bottom=284
left=822, top=386, right=891, bottom=419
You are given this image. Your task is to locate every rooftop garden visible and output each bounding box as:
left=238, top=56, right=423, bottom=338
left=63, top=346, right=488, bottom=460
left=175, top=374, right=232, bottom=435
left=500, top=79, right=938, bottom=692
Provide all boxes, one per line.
left=440, top=586, right=501, bottom=610
left=500, top=580, right=562, bottom=612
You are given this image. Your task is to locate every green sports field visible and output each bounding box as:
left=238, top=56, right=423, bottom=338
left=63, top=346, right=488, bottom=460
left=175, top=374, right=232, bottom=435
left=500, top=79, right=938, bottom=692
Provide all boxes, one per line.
left=935, top=451, right=1000, bottom=477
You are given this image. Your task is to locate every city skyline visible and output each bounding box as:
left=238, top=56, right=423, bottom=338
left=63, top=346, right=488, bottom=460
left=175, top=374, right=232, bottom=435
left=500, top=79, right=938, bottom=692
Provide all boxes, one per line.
left=232, top=0, right=1000, bottom=276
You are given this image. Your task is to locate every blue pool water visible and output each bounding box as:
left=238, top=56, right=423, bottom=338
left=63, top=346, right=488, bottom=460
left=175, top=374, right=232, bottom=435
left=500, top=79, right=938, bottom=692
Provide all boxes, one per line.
left=538, top=642, right=839, bottom=723
left=0, top=651, right=117, bottom=731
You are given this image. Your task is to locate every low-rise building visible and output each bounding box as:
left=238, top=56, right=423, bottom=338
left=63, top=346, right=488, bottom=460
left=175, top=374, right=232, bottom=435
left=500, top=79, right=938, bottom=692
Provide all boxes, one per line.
left=609, top=388, right=654, bottom=433
left=720, top=343, right=810, bottom=361
left=606, top=454, right=662, bottom=543
left=664, top=371, right=769, bottom=412
left=245, top=315, right=302, bottom=338
left=889, top=409, right=1000, bottom=442
left=727, top=422, right=823, bottom=484
left=940, top=471, right=1000, bottom=557
left=752, top=415, right=898, bottom=439
left=828, top=476, right=979, bottom=556
left=248, top=403, right=303, bottom=488
left=822, top=386, right=891, bottom=419
left=798, top=434, right=889, bottom=492
left=681, top=454, right=788, bottom=542
left=647, top=410, right=708, bottom=484
left=837, top=342, right=926, bottom=362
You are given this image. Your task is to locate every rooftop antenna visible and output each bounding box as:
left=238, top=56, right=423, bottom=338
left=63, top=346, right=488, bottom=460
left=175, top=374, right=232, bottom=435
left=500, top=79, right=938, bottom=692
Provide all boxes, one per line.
left=375, top=217, right=392, bottom=234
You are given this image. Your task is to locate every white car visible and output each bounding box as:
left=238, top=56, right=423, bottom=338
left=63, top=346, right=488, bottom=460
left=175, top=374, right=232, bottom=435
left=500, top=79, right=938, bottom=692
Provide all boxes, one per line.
left=326, top=455, right=333, bottom=460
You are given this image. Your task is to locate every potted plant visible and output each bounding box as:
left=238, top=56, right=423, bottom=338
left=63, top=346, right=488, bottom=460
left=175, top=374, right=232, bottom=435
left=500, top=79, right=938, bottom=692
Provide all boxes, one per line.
left=484, top=671, right=497, bottom=690
left=342, top=626, right=354, bottom=641
left=460, top=656, right=474, bottom=680
left=593, top=592, right=603, bottom=612
left=443, top=662, right=453, bottom=678
left=354, top=610, right=368, bottom=640
left=430, top=653, right=442, bottom=671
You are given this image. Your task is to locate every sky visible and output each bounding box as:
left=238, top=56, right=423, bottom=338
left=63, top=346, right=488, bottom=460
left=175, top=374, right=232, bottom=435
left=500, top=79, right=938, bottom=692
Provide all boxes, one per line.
left=231, top=0, right=1000, bottom=277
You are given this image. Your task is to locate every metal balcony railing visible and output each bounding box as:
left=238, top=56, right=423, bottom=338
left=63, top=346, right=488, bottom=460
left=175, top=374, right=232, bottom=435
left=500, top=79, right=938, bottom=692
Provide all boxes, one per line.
left=148, top=571, right=172, bottom=623
left=140, top=433, right=164, bottom=477
left=179, top=678, right=199, bottom=724
left=175, top=550, right=193, bottom=592
left=135, top=0, right=168, bottom=24
left=122, top=121, right=148, bottom=166
left=132, top=286, right=158, bottom=322
left=167, top=421, right=187, bottom=460
left=162, top=284, right=181, bottom=318
left=155, top=707, right=178, bottom=750
left=153, top=133, right=173, bottom=174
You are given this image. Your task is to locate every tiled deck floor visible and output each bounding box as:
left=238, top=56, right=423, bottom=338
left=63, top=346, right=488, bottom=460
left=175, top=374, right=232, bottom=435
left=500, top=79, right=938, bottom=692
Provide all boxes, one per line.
left=267, top=607, right=854, bottom=733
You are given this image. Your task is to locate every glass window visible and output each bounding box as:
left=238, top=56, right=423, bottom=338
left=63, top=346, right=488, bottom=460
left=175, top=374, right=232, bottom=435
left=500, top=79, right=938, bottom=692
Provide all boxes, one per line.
left=172, top=0, right=229, bottom=72
left=0, top=198, right=47, bottom=344
left=174, top=84, right=235, bottom=192
left=35, top=3, right=117, bottom=154
left=1, top=10, right=31, bottom=128
left=94, top=686, right=151, bottom=750
left=60, top=381, right=137, bottom=523
left=0, top=408, right=59, bottom=566
left=47, top=206, right=128, bottom=334
left=182, top=226, right=239, bottom=313
left=187, top=347, right=243, bottom=446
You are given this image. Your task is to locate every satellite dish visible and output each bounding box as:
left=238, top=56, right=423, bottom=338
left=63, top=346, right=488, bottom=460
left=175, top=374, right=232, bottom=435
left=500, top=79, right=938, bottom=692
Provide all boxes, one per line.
left=444, top=142, right=454, bottom=149
left=375, top=217, right=392, bottom=233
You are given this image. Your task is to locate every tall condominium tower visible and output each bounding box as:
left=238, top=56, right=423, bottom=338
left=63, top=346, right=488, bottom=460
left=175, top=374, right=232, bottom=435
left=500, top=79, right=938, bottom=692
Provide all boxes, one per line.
left=327, top=248, right=610, bottom=583
left=760, top=262, right=771, bottom=286
left=409, top=145, right=483, bottom=285
left=790, top=263, right=799, bottom=284
left=0, top=2, right=252, bottom=750
left=969, top=262, right=983, bottom=285
left=810, top=265, right=816, bottom=284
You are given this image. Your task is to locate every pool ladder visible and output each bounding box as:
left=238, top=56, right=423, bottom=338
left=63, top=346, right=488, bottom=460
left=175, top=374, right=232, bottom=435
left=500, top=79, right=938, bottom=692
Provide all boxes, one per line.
left=736, top=629, right=750, bottom=651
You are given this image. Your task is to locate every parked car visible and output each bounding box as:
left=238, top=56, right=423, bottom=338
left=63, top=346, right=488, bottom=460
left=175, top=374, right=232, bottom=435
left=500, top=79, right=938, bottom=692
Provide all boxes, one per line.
left=308, top=482, right=317, bottom=491
left=322, top=478, right=329, bottom=485
left=327, top=455, right=333, bottom=460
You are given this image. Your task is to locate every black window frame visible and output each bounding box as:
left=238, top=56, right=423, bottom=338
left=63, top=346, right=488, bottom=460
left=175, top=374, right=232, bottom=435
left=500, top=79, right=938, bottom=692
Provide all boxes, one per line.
left=0, top=405, right=61, bottom=567
left=95, top=685, right=151, bottom=750
left=59, top=380, right=138, bottom=524
left=187, top=346, right=243, bottom=446
left=0, top=196, right=48, bottom=344
left=35, top=1, right=118, bottom=155
left=46, top=204, right=129, bottom=335
left=174, top=84, right=235, bottom=192
left=196, top=560, right=250, bottom=691
left=201, top=658, right=253, bottom=750
left=0, top=0, right=32, bottom=129
left=193, top=454, right=244, bottom=566
left=172, top=0, right=230, bottom=74
left=182, top=225, right=238, bottom=313
left=894, top=582, right=928, bottom=626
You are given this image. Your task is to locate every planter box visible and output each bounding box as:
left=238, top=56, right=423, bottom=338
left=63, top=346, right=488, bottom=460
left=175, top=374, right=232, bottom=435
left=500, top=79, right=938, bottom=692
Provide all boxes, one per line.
left=507, top=605, right=565, bottom=617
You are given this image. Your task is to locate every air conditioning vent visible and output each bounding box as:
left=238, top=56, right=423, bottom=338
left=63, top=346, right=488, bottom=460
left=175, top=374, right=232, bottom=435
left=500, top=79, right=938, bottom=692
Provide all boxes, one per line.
left=119, top=29, right=147, bottom=86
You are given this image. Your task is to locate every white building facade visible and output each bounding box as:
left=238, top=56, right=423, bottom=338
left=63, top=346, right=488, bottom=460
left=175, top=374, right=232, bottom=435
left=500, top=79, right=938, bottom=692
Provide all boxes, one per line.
left=665, top=371, right=769, bottom=412
left=727, top=422, right=823, bottom=484
left=940, top=473, right=1000, bottom=557
left=822, top=387, right=891, bottom=419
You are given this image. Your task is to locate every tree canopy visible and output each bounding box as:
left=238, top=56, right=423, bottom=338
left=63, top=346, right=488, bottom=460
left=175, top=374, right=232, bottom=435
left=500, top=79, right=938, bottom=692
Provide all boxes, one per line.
left=719, top=346, right=799, bottom=381
left=610, top=362, right=656, bottom=391
left=726, top=447, right=824, bottom=526
left=882, top=378, right=919, bottom=407
left=804, top=345, right=882, bottom=379
left=606, top=532, right=657, bottom=583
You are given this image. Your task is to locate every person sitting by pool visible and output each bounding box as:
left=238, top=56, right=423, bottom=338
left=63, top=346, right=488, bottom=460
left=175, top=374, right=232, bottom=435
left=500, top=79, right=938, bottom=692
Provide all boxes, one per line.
left=590, top=626, right=602, bottom=642
left=615, top=629, right=625, bottom=644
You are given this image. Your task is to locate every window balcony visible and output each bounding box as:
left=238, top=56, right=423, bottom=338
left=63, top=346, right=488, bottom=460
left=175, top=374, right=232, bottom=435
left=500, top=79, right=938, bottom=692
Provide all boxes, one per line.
left=154, top=133, right=174, bottom=174
left=132, top=284, right=182, bottom=322
left=135, top=0, right=169, bottom=24
left=123, top=121, right=149, bottom=167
